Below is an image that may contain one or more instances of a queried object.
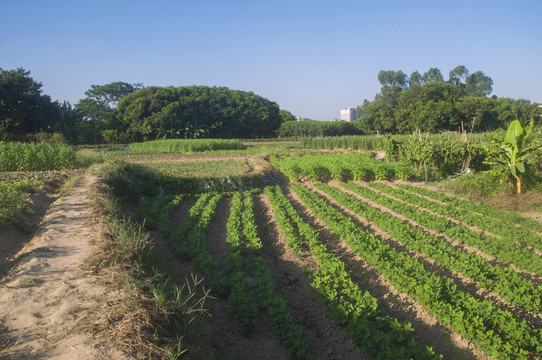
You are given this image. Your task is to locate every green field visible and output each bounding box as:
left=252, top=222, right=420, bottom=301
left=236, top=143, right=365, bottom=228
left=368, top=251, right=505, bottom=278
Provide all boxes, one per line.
left=2, top=137, right=542, bottom=359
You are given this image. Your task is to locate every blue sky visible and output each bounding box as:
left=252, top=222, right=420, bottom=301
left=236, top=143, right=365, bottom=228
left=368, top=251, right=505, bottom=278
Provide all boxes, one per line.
left=1, top=0, right=540, bottom=120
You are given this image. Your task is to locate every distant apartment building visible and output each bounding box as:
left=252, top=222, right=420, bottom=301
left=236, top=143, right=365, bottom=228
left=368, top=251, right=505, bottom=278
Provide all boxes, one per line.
left=340, top=107, right=358, bottom=122
left=296, top=116, right=304, bottom=121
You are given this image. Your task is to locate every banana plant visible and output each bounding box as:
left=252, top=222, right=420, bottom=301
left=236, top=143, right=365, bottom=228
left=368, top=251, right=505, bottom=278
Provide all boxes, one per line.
left=485, top=119, right=536, bottom=193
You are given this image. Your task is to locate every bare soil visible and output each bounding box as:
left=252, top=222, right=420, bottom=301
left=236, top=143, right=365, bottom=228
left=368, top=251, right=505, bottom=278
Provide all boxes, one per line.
left=0, top=175, right=128, bottom=359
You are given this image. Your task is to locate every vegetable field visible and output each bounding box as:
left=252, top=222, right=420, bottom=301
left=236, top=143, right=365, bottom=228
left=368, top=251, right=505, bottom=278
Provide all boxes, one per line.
left=134, top=157, right=542, bottom=359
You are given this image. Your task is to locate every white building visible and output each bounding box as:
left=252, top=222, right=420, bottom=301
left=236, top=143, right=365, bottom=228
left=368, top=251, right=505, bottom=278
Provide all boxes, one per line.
left=340, top=107, right=358, bottom=122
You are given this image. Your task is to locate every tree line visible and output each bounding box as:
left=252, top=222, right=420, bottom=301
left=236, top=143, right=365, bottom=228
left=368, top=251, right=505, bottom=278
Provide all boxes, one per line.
left=1, top=66, right=540, bottom=143
left=0, top=68, right=290, bottom=144
left=355, top=66, right=541, bottom=134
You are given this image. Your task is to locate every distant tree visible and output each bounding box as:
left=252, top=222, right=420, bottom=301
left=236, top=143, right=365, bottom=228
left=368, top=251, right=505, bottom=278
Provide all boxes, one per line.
left=355, top=98, right=396, bottom=134
left=279, top=109, right=296, bottom=122
left=494, top=98, right=542, bottom=127
left=456, top=96, right=498, bottom=131
left=76, top=81, right=143, bottom=123
left=0, top=68, right=58, bottom=139
left=422, top=67, right=444, bottom=84
left=465, top=71, right=493, bottom=97
left=51, top=101, right=81, bottom=142
left=378, top=70, right=409, bottom=89
left=448, top=65, right=469, bottom=95
left=409, top=71, right=423, bottom=88
left=395, top=82, right=461, bottom=133
left=448, top=65, right=469, bottom=86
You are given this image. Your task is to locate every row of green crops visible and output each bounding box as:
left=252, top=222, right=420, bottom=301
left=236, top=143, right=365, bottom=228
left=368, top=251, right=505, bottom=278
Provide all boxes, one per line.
left=265, top=185, right=440, bottom=359
left=317, top=182, right=542, bottom=313
left=270, top=153, right=411, bottom=182
left=291, top=183, right=541, bottom=359
left=129, top=139, right=246, bottom=152
left=300, top=135, right=392, bottom=151
left=138, top=192, right=316, bottom=359
left=397, top=183, right=542, bottom=233
left=0, top=142, right=75, bottom=171
left=372, top=182, right=542, bottom=251
left=299, top=133, right=491, bottom=178
left=348, top=182, right=542, bottom=275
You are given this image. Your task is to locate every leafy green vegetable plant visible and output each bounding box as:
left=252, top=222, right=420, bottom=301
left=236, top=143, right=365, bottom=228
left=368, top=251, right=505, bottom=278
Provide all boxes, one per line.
left=485, top=120, right=537, bottom=193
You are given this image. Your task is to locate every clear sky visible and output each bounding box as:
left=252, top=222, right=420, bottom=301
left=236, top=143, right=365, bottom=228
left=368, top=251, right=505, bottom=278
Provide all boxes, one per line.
left=1, top=0, right=540, bottom=121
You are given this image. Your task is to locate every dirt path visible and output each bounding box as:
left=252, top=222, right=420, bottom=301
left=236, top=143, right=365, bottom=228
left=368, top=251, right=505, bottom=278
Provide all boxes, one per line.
left=0, top=175, right=127, bottom=359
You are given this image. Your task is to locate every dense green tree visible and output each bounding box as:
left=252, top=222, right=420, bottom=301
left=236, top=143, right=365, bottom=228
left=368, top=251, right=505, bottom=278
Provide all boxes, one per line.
left=395, top=82, right=461, bottom=133
left=377, top=70, right=409, bottom=107
left=355, top=99, right=396, bottom=134
left=494, top=98, right=542, bottom=127
left=448, top=65, right=469, bottom=86
left=465, top=71, right=493, bottom=97
left=117, top=86, right=282, bottom=141
left=456, top=97, right=499, bottom=131
left=377, top=70, right=409, bottom=89
left=51, top=101, right=81, bottom=142
left=422, top=67, right=444, bottom=84
left=448, top=65, right=469, bottom=96
left=0, top=68, right=59, bottom=139
left=409, top=71, right=423, bottom=88
left=355, top=66, right=515, bottom=135
left=279, top=109, right=296, bottom=122
left=76, top=81, right=143, bottom=123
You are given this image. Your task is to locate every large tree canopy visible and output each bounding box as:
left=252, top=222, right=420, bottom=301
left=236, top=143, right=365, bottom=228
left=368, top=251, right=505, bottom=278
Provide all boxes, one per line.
left=116, top=86, right=283, bottom=141
left=76, top=81, right=143, bottom=123
left=0, top=68, right=59, bottom=139
left=355, top=66, right=538, bottom=134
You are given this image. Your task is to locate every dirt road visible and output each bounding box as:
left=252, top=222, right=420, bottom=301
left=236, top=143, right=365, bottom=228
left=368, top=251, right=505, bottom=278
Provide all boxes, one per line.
left=0, top=176, right=126, bottom=359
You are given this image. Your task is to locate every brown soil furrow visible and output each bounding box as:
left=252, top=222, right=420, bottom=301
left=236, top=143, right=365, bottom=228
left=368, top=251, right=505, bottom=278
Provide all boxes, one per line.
left=151, top=196, right=291, bottom=360
left=169, top=198, right=196, bottom=232
left=204, top=196, right=232, bottom=269
left=252, top=193, right=368, bottom=360
left=284, top=185, right=487, bottom=359
left=352, top=181, right=542, bottom=285
left=328, top=183, right=542, bottom=326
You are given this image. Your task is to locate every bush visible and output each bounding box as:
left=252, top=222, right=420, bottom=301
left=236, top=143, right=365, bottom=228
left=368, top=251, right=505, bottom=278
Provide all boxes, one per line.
left=0, top=179, right=43, bottom=227
left=445, top=172, right=508, bottom=198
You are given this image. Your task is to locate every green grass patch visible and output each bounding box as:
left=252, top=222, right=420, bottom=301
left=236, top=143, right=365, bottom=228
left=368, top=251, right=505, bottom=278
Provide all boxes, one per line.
left=59, top=175, right=84, bottom=197
left=130, top=139, right=246, bottom=152
left=142, top=160, right=250, bottom=179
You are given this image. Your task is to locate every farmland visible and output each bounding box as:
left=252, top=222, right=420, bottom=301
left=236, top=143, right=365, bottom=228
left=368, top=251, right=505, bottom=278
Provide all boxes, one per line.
left=107, top=142, right=541, bottom=359
left=1, top=139, right=542, bottom=359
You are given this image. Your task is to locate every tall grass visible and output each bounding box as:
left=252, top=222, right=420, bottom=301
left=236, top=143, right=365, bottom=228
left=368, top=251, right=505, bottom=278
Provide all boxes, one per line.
left=0, top=142, right=75, bottom=171
left=130, top=139, right=246, bottom=152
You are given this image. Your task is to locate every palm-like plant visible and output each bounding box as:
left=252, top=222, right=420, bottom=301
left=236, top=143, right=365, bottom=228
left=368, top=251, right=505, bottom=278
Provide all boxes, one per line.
left=485, top=119, right=537, bottom=194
